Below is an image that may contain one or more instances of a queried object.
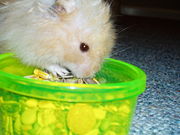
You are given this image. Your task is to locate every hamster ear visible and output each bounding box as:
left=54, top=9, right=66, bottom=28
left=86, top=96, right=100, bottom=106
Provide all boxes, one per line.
left=91, top=0, right=102, bottom=6
left=53, top=0, right=77, bottom=15
left=39, top=0, right=56, bottom=6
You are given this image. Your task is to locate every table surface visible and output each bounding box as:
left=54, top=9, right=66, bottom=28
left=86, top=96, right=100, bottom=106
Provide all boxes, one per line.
left=111, top=17, right=180, bottom=135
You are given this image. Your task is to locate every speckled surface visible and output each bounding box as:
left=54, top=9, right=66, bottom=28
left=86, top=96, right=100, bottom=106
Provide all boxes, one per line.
left=111, top=17, right=180, bottom=135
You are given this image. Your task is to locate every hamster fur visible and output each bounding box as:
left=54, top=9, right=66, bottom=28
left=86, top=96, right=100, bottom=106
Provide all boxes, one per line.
left=0, top=0, right=116, bottom=78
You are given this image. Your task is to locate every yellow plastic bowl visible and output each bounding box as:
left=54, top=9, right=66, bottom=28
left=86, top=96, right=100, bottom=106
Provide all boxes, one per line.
left=0, top=53, right=146, bottom=135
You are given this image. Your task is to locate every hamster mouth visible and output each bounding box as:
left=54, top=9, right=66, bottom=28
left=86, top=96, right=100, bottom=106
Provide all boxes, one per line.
left=56, top=67, right=93, bottom=79
left=63, top=63, right=96, bottom=78
left=71, top=69, right=95, bottom=79
left=64, top=67, right=71, bottom=73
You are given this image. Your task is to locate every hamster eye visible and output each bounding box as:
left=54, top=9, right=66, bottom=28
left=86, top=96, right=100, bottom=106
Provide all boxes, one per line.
left=80, top=42, right=89, bottom=52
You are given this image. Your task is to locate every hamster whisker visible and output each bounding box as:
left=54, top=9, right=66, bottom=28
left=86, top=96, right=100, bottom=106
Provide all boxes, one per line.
left=118, top=46, right=132, bottom=53
left=115, top=24, right=136, bottom=35
left=111, top=46, right=132, bottom=57
left=49, top=6, right=59, bottom=14
left=106, top=0, right=113, bottom=7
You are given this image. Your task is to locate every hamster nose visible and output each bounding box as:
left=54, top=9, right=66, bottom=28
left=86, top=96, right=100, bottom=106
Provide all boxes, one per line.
left=74, top=68, right=94, bottom=78
left=83, top=71, right=94, bottom=78
left=81, top=65, right=100, bottom=78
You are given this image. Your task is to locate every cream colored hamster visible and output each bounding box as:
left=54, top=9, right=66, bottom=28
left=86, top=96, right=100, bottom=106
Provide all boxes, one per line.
left=0, top=0, right=116, bottom=78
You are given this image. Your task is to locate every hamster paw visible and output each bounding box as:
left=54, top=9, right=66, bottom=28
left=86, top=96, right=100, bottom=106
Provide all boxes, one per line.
left=54, top=0, right=77, bottom=14
left=45, top=64, right=70, bottom=77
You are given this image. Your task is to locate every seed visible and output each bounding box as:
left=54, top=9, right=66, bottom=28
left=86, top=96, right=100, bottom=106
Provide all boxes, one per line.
left=25, top=99, right=38, bottom=108
left=38, top=101, right=56, bottom=109
left=21, top=108, right=37, bottom=125
left=93, top=108, right=106, bottom=120
left=34, top=69, right=51, bottom=79
left=67, top=104, right=96, bottom=134
left=25, top=69, right=100, bottom=84
left=37, top=110, right=56, bottom=127
left=85, top=129, right=99, bottom=135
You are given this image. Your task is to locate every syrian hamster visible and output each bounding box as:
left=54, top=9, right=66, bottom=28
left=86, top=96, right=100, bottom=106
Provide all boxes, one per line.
left=0, top=0, right=116, bottom=78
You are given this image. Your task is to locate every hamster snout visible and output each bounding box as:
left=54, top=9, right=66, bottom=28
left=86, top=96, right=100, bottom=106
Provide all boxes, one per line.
left=0, top=0, right=116, bottom=78
left=64, top=57, right=101, bottom=78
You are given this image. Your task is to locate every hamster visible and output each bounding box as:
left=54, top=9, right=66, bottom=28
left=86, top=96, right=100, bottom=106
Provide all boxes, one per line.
left=0, top=0, right=116, bottom=78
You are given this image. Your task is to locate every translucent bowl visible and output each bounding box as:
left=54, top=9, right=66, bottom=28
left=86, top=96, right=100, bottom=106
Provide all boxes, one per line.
left=0, top=53, right=146, bottom=135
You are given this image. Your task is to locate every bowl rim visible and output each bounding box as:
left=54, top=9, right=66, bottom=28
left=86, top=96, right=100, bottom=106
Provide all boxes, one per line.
left=0, top=53, right=146, bottom=102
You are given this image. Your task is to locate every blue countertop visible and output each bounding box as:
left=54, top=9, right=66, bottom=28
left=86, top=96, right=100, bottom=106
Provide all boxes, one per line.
left=112, top=18, right=180, bottom=135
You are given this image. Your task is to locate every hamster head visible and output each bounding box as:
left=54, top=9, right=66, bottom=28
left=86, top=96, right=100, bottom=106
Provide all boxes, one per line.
left=54, top=0, right=116, bottom=78
left=0, top=0, right=116, bottom=78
